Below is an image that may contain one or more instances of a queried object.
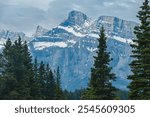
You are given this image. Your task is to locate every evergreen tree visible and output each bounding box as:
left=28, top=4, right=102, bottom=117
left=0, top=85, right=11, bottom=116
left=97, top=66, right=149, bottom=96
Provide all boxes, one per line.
left=0, top=38, right=17, bottom=99
left=128, top=0, right=150, bottom=99
left=0, top=37, right=32, bottom=99
left=22, top=41, right=34, bottom=99
left=31, top=58, right=43, bottom=99
left=45, top=64, right=56, bottom=99
left=64, top=89, right=86, bottom=100
left=54, top=67, right=64, bottom=100
left=38, top=61, right=46, bottom=99
left=33, top=57, right=38, bottom=80
left=82, top=26, right=116, bottom=100
left=12, top=37, right=31, bottom=99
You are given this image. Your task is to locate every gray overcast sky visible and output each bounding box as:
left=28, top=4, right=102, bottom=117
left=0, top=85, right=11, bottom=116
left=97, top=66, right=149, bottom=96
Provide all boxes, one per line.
left=0, top=0, right=143, bottom=36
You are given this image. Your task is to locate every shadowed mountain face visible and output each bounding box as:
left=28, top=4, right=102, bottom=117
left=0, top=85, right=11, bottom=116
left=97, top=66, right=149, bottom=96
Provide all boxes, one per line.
left=60, top=10, right=89, bottom=26
left=0, top=10, right=138, bottom=91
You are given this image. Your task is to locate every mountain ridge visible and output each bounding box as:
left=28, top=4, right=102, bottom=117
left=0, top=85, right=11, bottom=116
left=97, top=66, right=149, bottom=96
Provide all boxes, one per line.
left=0, top=10, right=138, bottom=91
left=29, top=10, right=138, bottom=91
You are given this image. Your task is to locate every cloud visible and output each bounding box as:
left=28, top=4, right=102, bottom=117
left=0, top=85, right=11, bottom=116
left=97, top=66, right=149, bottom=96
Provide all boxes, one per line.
left=0, top=0, right=143, bottom=35
left=103, top=2, right=115, bottom=7
left=0, top=4, right=47, bottom=34
left=0, top=0, right=54, bottom=10
left=46, top=0, right=142, bottom=23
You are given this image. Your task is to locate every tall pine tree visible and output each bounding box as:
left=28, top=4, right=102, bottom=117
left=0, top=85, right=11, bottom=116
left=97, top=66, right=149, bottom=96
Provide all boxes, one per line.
left=0, top=38, right=17, bottom=99
left=30, top=57, right=43, bottom=99
left=38, top=61, right=46, bottom=99
left=45, top=64, right=56, bottom=99
left=12, top=37, right=31, bottom=99
left=54, top=67, right=64, bottom=100
left=128, top=0, right=150, bottom=99
left=82, top=26, right=116, bottom=100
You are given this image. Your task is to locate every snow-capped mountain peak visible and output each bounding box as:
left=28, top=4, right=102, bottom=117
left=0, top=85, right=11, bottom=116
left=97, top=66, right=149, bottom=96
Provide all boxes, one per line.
left=60, top=10, right=90, bottom=27
left=29, top=11, right=139, bottom=91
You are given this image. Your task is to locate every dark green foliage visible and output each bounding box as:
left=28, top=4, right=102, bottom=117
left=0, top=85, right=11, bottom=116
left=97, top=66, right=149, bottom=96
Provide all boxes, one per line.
left=38, top=61, right=46, bottom=99
left=115, top=89, right=128, bottom=100
left=128, top=0, right=150, bottom=99
left=54, top=67, right=64, bottom=99
left=30, top=57, right=43, bottom=99
left=82, top=27, right=116, bottom=100
left=0, top=31, right=128, bottom=100
left=30, top=60, right=62, bottom=100
left=64, top=89, right=86, bottom=100
left=45, top=64, right=56, bottom=99
left=63, top=88, right=128, bottom=100
left=0, top=37, right=63, bottom=100
left=0, top=37, right=31, bottom=99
